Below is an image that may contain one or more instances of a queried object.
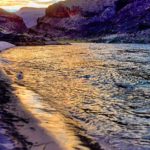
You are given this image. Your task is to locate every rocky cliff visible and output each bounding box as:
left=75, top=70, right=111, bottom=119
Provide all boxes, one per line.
left=114, top=0, right=150, bottom=33
left=0, top=9, right=28, bottom=45
left=31, top=0, right=117, bottom=38
left=0, top=9, right=57, bottom=46
left=0, top=8, right=27, bottom=33
left=32, top=0, right=150, bottom=43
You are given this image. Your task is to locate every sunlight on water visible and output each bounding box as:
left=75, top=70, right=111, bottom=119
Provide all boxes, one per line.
left=1, top=43, right=150, bottom=150
left=14, top=85, right=89, bottom=150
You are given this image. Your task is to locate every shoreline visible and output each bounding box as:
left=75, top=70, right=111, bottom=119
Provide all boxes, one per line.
left=0, top=70, right=99, bottom=150
left=0, top=70, right=29, bottom=149
left=0, top=45, right=104, bottom=150
left=0, top=70, right=104, bottom=150
left=0, top=65, right=103, bottom=150
left=0, top=69, right=63, bottom=150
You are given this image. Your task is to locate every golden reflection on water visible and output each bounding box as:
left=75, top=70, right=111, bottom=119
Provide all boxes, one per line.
left=14, top=85, right=89, bottom=150
left=1, top=44, right=102, bottom=150
left=2, top=44, right=101, bottom=108
left=1, top=43, right=150, bottom=150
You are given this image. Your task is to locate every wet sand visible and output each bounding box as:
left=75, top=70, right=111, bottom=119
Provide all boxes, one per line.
left=0, top=70, right=63, bottom=150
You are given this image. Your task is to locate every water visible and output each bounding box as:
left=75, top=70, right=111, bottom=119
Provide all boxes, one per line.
left=1, top=43, right=150, bottom=150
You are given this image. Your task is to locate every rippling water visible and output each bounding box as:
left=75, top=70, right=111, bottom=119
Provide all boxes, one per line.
left=1, top=43, right=150, bottom=150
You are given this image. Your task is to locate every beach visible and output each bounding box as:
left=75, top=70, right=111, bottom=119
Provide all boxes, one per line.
left=0, top=70, right=64, bottom=150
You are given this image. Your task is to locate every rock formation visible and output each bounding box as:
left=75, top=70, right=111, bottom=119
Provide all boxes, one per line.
left=0, top=8, right=27, bottom=33
left=32, top=0, right=150, bottom=43
left=1, top=0, right=150, bottom=44
left=113, top=0, right=150, bottom=33
left=0, top=8, right=58, bottom=46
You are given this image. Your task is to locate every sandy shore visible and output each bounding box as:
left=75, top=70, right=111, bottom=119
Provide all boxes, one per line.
left=0, top=69, right=63, bottom=150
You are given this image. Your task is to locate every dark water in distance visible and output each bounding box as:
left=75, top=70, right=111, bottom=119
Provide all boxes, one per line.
left=2, top=43, right=150, bottom=150
left=82, top=44, right=150, bottom=150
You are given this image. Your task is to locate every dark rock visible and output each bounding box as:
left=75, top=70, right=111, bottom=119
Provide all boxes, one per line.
left=115, top=0, right=133, bottom=11
left=115, top=83, right=134, bottom=91
left=0, top=79, right=11, bottom=104
left=0, top=72, right=31, bottom=149
left=0, top=31, right=59, bottom=46
left=113, top=0, right=150, bottom=33
left=82, top=75, right=91, bottom=80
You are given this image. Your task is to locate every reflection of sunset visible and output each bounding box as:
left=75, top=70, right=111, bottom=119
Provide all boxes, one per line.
left=2, top=44, right=100, bottom=150
left=2, top=42, right=150, bottom=149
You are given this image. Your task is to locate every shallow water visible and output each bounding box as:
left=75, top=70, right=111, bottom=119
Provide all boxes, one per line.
left=1, top=43, right=150, bottom=150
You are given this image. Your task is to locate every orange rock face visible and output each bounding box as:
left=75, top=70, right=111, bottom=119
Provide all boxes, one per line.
left=46, top=3, right=81, bottom=18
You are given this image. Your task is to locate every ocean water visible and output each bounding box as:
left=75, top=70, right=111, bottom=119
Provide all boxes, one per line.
left=1, top=43, right=150, bottom=150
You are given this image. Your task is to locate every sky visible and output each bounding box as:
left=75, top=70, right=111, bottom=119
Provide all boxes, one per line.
left=0, top=0, right=63, bottom=12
